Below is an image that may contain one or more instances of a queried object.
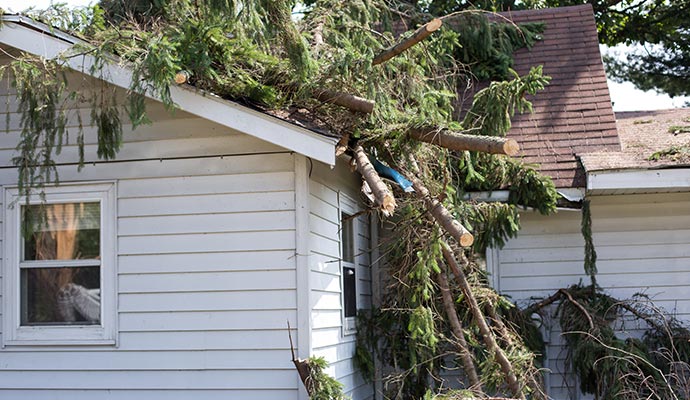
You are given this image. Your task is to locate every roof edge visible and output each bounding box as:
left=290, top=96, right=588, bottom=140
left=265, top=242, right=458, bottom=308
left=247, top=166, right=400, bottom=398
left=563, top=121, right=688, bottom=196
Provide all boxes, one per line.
left=0, top=16, right=337, bottom=165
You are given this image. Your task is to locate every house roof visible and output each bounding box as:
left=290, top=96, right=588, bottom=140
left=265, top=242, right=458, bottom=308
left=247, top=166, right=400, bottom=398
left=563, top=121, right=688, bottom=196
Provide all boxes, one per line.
left=579, top=108, right=690, bottom=172
left=500, top=4, right=620, bottom=188
left=0, top=15, right=338, bottom=166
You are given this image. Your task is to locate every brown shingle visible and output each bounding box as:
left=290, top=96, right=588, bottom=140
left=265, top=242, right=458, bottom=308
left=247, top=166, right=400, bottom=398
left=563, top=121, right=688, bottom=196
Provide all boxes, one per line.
left=496, top=4, right=620, bottom=187
left=579, top=108, right=690, bottom=171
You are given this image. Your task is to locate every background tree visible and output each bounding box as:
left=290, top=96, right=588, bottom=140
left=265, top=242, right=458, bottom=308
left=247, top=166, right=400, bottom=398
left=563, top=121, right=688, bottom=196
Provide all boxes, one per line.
left=522, top=0, right=690, bottom=98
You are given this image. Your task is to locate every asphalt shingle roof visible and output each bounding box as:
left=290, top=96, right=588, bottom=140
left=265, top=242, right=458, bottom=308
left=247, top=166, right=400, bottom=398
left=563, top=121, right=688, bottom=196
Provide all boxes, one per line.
left=500, top=4, right=620, bottom=188
left=580, top=108, right=690, bottom=172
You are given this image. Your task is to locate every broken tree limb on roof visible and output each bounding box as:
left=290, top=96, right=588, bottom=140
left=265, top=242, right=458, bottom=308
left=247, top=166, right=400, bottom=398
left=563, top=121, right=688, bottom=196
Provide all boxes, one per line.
left=312, top=89, right=375, bottom=113
left=410, top=127, right=520, bottom=156
left=353, top=145, right=396, bottom=215
left=372, top=18, right=443, bottom=66
left=335, top=132, right=350, bottom=156
left=408, top=170, right=474, bottom=247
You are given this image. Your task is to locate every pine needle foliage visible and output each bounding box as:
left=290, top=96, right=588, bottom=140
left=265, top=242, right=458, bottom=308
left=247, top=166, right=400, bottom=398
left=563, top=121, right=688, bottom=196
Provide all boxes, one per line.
left=533, top=284, right=690, bottom=400
left=3, top=1, right=562, bottom=397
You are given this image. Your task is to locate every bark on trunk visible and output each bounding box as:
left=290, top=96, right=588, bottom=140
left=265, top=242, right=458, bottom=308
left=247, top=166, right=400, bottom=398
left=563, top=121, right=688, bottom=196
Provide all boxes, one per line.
left=409, top=176, right=473, bottom=247
left=353, top=145, right=396, bottom=215
left=441, top=241, right=524, bottom=399
left=373, top=18, right=443, bottom=65
left=313, top=89, right=375, bottom=113
left=436, top=269, right=482, bottom=389
left=410, top=127, right=519, bottom=156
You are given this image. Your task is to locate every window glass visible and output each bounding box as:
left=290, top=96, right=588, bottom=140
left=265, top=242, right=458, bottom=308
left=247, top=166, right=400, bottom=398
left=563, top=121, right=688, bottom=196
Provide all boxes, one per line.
left=23, top=202, right=100, bottom=261
left=341, top=213, right=355, bottom=263
left=21, top=267, right=101, bottom=325
left=343, top=266, right=356, bottom=318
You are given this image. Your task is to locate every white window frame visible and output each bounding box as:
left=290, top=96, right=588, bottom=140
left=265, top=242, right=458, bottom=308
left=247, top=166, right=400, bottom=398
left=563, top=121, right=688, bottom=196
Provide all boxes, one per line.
left=339, top=193, right=358, bottom=335
left=3, top=182, right=117, bottom=346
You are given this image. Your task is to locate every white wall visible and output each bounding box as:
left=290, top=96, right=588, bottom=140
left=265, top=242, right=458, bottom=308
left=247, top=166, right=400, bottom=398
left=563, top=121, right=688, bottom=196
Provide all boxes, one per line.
left=493, top=192, right=690, bottom=399
left=0, top=69, right=303, bottom=399
left=308, top=159, right=374, bottom=400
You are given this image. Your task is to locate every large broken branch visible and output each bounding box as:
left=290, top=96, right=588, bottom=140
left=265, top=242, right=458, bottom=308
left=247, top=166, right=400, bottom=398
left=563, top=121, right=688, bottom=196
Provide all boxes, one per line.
left=312, top=89, right=375, bottom=113
left=373, top=18, right=443, bottom=66
left=410, top=127, right=520, bottom=156
left=353, top=145, right=396, bottom=215
left=436, top=270, right=482, bottom=389
left=441, top=242, right=524, bottom=399
left=409, top=175, right=473, bottom=247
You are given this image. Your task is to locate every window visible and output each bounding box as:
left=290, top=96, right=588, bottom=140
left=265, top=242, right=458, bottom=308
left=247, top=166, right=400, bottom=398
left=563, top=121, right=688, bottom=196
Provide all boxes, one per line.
left=3, top=183, right=117, bottom=345
left=340, top=195, right=358, bottom=334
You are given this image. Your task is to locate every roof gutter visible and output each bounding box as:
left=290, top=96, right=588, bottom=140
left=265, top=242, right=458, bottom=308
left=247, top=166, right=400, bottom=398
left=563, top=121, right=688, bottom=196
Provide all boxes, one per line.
left=587, top=167, right=690, bottom=194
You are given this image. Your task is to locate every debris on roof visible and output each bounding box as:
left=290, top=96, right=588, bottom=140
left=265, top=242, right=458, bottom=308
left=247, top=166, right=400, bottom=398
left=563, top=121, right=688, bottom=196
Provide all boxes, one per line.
left=580, top=108, right=690, bottom=171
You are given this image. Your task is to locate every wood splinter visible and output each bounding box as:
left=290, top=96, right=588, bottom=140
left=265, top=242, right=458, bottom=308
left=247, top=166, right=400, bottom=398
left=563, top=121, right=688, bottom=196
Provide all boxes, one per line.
left=410, top=127, right=520, bottom=156
left=353, top=145, right=396, bottom=216
left=373, top=18, right=443, bottom=66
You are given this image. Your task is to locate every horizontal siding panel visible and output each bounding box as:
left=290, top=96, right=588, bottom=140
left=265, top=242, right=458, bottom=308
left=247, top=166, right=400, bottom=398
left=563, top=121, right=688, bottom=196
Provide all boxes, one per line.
left=309, top=195, right=338, bottom=222
left=0, top=389, right=297, bottom=400
left=118, top=250, right=296, bottom=274
left=119, top=330, right=298, bottom=351
left=120, top=310, right=296, bottom=332
left=501, top=257, right=690, bottom=278
left=0, top=370, right=296, bottom=390
left=309, top=232, right=339, bottom=258
left=119, top=191, right=294, bottom=218
left=119, top=270, right=296, bottom=293
left=119, top=230, right=295, bottom=255
left=309, top=213, right=339, bottom=239
left=312, top=309, right=342, bottom=330
left=118, top=171, right=294, bottom=199
left=0, top=154, right=295, bottom=185
left=119, top=290, right=296, bottom=312
left=309, top=180, right=338, bottom=208
left=312, top=291, right=342, bottom=311
left=504, top=229, right=690, bottom=250
left=0, top=133, right=284, bottom=167
left=119, top=211, right=295, bottom=236
left=0, top=349, right=293, bottom=370
left=311, top=270, right=341, bottom=293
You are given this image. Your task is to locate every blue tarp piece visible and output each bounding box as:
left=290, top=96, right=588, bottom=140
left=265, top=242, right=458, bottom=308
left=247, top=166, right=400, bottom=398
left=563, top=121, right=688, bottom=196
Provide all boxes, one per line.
left=371, top=157, right=414, bottom=192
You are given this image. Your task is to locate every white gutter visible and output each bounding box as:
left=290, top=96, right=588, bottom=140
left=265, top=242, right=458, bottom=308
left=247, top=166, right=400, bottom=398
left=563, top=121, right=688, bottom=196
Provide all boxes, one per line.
left=587, top=168, right=690, bottom=194
left=0, top=16, right=337, bottom=166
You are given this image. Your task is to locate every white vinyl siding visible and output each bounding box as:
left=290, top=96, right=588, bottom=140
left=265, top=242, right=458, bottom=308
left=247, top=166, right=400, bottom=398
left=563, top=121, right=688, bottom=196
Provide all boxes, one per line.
left=309, top=160, right=374, bottom=400
left=493, top=192, right=690, bottom=399
left=0, top=68, right=300, bottom=399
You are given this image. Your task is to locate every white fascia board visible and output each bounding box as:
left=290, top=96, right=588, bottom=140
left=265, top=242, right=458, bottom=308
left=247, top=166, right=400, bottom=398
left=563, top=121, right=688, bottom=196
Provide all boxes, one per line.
left=0, top=20, right=336, bottom=165
left=588, top=168, right=690, bottom=193
left=464, top=188, right=584, bottom=203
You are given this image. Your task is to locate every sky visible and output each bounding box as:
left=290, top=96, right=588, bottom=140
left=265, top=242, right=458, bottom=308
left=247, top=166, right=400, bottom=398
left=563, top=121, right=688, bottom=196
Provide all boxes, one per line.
left=1, top=0, right=689, bottom=112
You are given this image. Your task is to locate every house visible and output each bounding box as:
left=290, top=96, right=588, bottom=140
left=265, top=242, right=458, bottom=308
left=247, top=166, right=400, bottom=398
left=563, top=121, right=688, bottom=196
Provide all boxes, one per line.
left=0, top=15, right=375, bottom=400
left=486, top=5, right=690, bottom=399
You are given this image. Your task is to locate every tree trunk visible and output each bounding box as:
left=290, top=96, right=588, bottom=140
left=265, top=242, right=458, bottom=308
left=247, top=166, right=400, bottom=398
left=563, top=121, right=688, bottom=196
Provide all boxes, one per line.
left=353, top=145, right=396, bottom=215
left=409, top=175, right=473, bottom=247
left=313, top=89, right=375, bottom=113
left=373, top=18, right=443, bottom=66
left=436, top=269, right=482, bottom=390
left=441, top=241, right=525, bottom=399
left=410, top=127, right=519, bottom=156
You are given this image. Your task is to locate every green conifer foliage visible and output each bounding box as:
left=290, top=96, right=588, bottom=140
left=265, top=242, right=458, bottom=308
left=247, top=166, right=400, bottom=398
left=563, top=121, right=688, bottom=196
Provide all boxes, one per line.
left=2, top=1, right=562, bottom=397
